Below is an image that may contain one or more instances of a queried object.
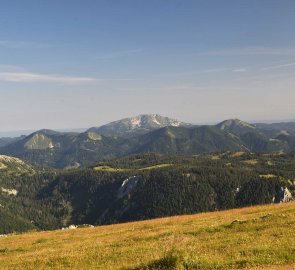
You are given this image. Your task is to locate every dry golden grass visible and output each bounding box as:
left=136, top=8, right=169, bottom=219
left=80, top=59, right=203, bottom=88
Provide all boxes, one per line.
left=93, top=165, right=130, bottom=172
left=211, top=155, right=221, bottom=160
left=259, top=174, right=277, bottom=179
left=242, top=159, right=259, bottom=165
left=231, top=152, right=246, bottom=158
left=93, top=164, right=172, bottom=172
left=0, top=203, right=295, bottom=270
left=266, top=161, right=274, bottom=166
left=249, top=265, right=295, bottom=270
left=138, top=164, right=173, bottom=170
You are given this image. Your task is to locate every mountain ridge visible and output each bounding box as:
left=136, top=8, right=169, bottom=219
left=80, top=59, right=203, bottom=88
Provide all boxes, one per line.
left=1, top=115, right=295, bottom=168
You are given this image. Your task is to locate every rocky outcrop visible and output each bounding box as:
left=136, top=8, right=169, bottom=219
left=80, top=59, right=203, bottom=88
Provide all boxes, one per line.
left=277, top=187, right=293, bottom=203
left=117, top=176, right=140, bottom=199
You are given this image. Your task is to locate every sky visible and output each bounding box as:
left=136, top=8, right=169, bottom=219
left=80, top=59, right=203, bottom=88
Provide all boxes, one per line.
left=1, top=0, right=295, bottom=133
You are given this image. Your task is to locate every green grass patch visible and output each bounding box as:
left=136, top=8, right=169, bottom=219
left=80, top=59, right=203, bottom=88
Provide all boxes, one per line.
left=138, top=164, right=173, bottom=170
left=93, top=165, right=130, bottom=172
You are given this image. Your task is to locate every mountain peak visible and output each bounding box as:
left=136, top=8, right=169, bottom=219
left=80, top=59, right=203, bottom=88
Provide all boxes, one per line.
left=34, top=129, right=61, bottom=136
left=129, top=114, right=185, bottom=129
left=88, top=114, right=190, bottom=137
left=217, top=119, right=255, bottom=128
left=24, top=132, right=55, bottom=150
left=216, top=119, right=256, bottom=135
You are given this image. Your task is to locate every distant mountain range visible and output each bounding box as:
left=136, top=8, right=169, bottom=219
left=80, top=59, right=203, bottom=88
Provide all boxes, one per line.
left=254, top=122, right=295, bottom=134
left=0, top=114, right=295, bottom=168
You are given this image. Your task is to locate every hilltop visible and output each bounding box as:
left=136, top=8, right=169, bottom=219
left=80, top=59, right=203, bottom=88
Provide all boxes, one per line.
left=0, top=155, right=35, bottom=175
left=0, top=202, right=294, bottom=269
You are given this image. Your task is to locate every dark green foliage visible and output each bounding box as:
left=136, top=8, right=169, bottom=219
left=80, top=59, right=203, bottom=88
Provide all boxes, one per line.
left=0, top=152, right=294, bottom=234
left=36, top=152, right=295, bottom=229
left=236, top=179, right=281, bottom=206
left=0, top=171, right=59, bottom=234
left=0, top=209, right=36, bottom=234
left=120, top=172, right=216, bottom=221
left=41, top=169, right=125, bottom=225
left=126, top=126, right=244, bottom=155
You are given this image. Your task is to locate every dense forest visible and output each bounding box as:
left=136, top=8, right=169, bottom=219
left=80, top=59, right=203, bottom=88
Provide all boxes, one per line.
left=0, top=152, right=294, bottom=234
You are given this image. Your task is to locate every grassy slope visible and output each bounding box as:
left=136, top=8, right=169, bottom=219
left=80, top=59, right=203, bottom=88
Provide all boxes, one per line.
left=0, top=202, right=295, bottom=270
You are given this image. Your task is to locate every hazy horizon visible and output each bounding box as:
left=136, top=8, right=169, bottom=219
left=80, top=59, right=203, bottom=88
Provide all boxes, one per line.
left=1, top=1, right=295, bottom=132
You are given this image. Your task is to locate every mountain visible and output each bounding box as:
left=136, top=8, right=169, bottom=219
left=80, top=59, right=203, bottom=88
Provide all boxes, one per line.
left=88, top=114, right=191, bottom=137
left=276, top=133, right=295, bottom=150
left=1, top=116, right=295, bottom=169
left=0, top=129, right=120, bottom=168
left=254, top=122, right=295, bottom=136
left=124, top=125, right=246, bottom=154
left=216, top=119, right=258, bottom=136
left=215, top=119, right=293, bottom=152
left=0, top=125, right=246, bottom=168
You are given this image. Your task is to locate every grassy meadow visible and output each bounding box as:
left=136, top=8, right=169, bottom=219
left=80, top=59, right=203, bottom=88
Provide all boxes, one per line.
left=0, top=202, right=295, bottom=270
left=93, top=163, right=173, bottom=172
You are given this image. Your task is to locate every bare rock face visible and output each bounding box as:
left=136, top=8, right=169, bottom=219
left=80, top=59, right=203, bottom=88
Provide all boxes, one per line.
left=24, top=133, right=55, bottom=150
left=278, top=187, right=293, bottom=203
left=117, top=176, right=140, bottom=199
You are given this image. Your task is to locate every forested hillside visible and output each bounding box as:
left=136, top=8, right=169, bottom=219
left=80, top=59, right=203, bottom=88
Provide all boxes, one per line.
left=1, top=152, right=293, bottom=234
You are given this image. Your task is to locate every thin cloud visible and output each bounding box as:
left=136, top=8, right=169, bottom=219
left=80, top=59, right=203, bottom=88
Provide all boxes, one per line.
left=95, top=49, right=143, bottom=59
left=195, top=47, right=295, bottom=56
left=0, top=71, right=135, bottom=84
left=155, top=67, right=247, bottom=77
left=0, top=72, right=96, bottom=84
left=261, top=62, right=295, bottom=71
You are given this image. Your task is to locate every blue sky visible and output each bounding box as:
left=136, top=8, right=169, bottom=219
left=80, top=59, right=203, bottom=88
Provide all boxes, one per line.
left=1, top=0, right=295, bottom=132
